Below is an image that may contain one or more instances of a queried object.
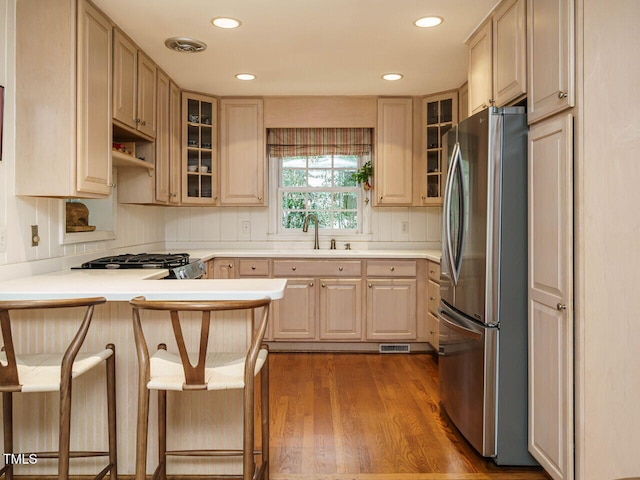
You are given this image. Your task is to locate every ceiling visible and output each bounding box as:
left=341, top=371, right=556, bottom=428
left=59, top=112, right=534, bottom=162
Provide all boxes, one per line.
left=92, top=0, right=499, bottom=97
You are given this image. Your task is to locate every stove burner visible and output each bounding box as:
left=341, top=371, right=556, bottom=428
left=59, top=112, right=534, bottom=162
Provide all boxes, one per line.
left=81, top=253, right=191, bottom=269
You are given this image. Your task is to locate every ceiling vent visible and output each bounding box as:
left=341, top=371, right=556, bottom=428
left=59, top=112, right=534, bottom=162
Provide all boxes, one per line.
left=164, top=37, right=207, bottom=53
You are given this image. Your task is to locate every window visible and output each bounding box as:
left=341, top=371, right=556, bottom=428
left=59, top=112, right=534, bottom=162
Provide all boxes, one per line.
left=268, top=128, right=372, bottom=234
left=278, top=154, right=364, bottom=232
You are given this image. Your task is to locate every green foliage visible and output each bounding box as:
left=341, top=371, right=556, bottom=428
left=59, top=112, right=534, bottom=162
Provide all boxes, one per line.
left=352, top=160, right=372, bottom=186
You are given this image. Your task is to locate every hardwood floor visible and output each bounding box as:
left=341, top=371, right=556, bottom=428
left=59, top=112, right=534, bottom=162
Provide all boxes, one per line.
left=268, top=352, right=550, bottom=480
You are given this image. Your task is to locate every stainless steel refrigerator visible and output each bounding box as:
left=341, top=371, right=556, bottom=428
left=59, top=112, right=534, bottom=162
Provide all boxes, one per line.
left=438, top=107, right=537, bottom=466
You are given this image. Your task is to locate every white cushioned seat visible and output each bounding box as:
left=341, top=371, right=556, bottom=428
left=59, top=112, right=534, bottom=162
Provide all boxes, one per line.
left=0, top=349, right=114, bottom=393
left=148, top=348, right=268, bottom=391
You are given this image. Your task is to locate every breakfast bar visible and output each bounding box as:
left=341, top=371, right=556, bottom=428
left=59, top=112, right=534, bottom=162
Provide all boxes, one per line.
left=0, top=270, right=286, bottom=477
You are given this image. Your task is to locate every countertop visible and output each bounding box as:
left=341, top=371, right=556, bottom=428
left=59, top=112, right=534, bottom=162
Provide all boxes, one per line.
left=0, top=249, right=440, bottom=301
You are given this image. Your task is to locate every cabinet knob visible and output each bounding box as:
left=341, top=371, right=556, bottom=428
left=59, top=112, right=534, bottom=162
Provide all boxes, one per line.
left=135, top=118, right=141, bottom=124
left=310, top=282, right=314, bottom=287
left=368, top=283, right=372, bottom=288
left=141, top=121, right=146, bottom=126
left=390, top=266, right=395, bottom=272
left=556, top=303, right=567, bottom=311
left=338, top=266, right=343, bottom=271
left=379, top=196, right=383, bottom=201
left=430, top=296, right=435, bottom=301
left=558, top=91, right=568, bottom=99
left=322, top=283, right=326, bottom=288
left=481, top=103, right=487, bottom=109
left=251, top=265, right=256, bottom=270
left=489, top=98, right=495, bottom=105
left=228, top=264, right=233, bottom=268
left=430, top=270, right=435, bottom=274
left=258, top=196, right=263, bottom=201
left=292, top=266, right=296, bottom=271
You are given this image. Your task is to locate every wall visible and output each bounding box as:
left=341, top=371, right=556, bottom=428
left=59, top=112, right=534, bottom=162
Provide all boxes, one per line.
left=0, top=0, right=165, bottom=275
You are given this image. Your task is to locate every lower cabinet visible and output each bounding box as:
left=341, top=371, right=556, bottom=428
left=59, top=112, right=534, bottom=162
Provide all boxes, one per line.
left=426, top=260, right=441, bottom=350
left=272, top=278, right=317, bottom=340
left=365, top=279, right=417, bottom=340
left=319, top=279, right=363, bottom=340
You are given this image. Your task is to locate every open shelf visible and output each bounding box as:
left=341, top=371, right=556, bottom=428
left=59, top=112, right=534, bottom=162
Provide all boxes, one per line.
left=112, top=150, right=155, bottom=170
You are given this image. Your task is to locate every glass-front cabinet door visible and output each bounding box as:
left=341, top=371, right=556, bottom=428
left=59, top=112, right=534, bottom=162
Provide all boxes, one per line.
left=182, top=92, right=218, bottom=204
left=422, top=91, right=458, bottom=205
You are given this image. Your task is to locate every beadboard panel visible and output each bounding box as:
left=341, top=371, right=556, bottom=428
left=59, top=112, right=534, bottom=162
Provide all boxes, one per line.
left=1, top=302, right=255, bottom=475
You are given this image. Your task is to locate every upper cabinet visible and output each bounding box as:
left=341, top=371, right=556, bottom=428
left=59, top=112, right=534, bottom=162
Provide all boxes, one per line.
left=467, top=0, right=527, bottom=115
left=15, top=0, right=113, bottom=198
left=375, top=98, right=413, bottom=206
left=527, top=0, right=575, bottom=124
left=468, top=21, right=493, bottom=115
left=420, top=91, right=457, bottom=206
left=113, top=29, right=157, bottom=139
left=155, top=70, right=171, bottom=203
left=220, top=99, right=266, bottom=206
left=182, top=92, right=218, bottom=204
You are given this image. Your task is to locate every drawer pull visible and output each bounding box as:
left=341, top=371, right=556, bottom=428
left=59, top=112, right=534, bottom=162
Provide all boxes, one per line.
left=251, top=265, right=256, bottom=270
left=292, top=266, right=296, bottom=271
left=338, top=266, right=343, bottom=271
left=390, top=267, right=395, bottom=272
left=430, top=270, right=435, bottom=274
left=228, top=264, right=233, bottom=268
left=430, top=296, right=435, bottom=301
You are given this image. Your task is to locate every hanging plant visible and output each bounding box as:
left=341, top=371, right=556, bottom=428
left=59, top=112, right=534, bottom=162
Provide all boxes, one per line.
left=352, top=160, right=373, bottom=190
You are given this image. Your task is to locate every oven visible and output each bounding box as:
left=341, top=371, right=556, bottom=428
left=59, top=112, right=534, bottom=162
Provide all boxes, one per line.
left=78, top=253, right=206, bottom=279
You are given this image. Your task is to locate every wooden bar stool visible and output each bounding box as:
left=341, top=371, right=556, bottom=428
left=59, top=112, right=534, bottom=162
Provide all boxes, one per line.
left=0, top=297, right=117, bottom=480
left=130, top=296, right=271, bottom=480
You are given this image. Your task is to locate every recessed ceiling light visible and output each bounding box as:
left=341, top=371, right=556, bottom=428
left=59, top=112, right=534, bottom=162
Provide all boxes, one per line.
left=211, top=17, right=241, bottom=29
left=236, top=73, right=256, bottom=81
left=164, top=37, right=207, bottom=53
left=382, top=73, right=403, bottom=81
left=414, top=16, right=444, bottom=28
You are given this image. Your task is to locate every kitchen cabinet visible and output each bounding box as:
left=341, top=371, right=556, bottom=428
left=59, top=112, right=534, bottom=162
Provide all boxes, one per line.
left=272, top=260, right=362, bottom=341
left=467, top=21, right=493, bottom=115
left=182, top=92, right=218, bottom=204
left=365, top=260, right=417, bottom=340
left=458, top=82, right=469, bottom=122
left=528, top=114, right=574, bottom=480
left=467, top=0, right=527, bottom=115
left=527, top=0, right=575, bottom=124
left=420, top=92, right=457, bottom=206
left=425, top=261, right=441, bottom=350
left=493, top=0, right=527, bottom=107
left=113, top=29, right=157, bottom=139
left=375, top=98, right=413, bottom=206
left=220, top=99, right=266, bottom=206
left=210, top=258, right=235, bottom=279
left=15, top=0, right=113, bottom=198
left=155, top=73, right=182, bottom=204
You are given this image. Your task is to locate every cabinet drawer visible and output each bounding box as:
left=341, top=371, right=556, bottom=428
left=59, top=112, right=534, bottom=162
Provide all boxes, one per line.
left=428, top=261, right=441, bottom=282
left=238, top=259, right=270, bottom=277
left=428, top=279, right=440, bottom=315
left=273, top=260, right=362, bottom=277
left=366, top=260, right=416, bottom=277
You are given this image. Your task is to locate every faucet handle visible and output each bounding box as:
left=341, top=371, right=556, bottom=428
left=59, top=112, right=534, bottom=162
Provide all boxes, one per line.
left=344, top=243, right=351, bottom=250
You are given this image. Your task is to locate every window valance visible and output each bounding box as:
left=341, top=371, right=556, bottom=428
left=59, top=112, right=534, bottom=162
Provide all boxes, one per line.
left=267, top=128, right=372, bottom=157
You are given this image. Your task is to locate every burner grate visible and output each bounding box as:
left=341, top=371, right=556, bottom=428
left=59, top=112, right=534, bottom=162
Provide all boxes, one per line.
left=81, top=253, right=191, bottom=269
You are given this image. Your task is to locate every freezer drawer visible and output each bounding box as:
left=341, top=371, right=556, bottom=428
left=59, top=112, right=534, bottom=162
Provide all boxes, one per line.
left=438, top=302, right=497, bottom=458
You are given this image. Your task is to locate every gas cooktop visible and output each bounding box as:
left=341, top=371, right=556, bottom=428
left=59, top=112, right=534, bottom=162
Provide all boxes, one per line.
left=80, top=253, right=191, bottom=270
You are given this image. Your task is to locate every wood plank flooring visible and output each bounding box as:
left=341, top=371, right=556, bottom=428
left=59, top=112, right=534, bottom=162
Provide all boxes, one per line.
left=268, top=352, right=550, bottom=480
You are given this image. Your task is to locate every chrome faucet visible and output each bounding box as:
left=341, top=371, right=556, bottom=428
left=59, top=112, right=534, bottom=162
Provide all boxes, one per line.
left=302, top=213, right=320, bottom=250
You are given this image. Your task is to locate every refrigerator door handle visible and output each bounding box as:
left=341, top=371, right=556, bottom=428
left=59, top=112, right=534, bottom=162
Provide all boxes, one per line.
left=439, top=308, right=483, bottom=341
left=445, top=143, right=463, bottom=286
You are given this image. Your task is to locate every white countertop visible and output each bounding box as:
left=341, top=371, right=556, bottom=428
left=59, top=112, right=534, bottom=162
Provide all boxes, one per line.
left=0, top=248, right=440, bottom=301
left=187, top=248, right=442, bottom=263
left=0, top=269, right=287, bottom=302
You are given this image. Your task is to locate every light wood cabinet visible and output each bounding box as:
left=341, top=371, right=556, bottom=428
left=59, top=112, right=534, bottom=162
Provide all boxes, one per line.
left=210, top=258, right=236, bottom=279
left=420, top=92, right=457, bottom=206
left=15, top=0, right=113, bottom=198
left=468, top=21, right=493, bottom=115
left=272, top=279, right=317, bottom=340
left=168, top=81, right=182, bottom=204
left=319, top=279, right=363, bottom=340
left=220, top=99, right=266, bottom=206
left=427, top=261, right=441, bottom=350
left=493, top=0, right=527, bottom=107
left=112, top=29, right=157, bottom=139
left=528, top=114, right=574, bottom=480
left=458, top=82, right=469, bottom=122
left=527, top=0, right=575, bottom=124
left=365, top=260, right=417, bottom=340
left=467, top=0, right=527, bottom=115
left=182, top=92, right=218, bottom=204
left=375, top=98, right=413, bottom=206
left=155, top=70, right=171, bottom=203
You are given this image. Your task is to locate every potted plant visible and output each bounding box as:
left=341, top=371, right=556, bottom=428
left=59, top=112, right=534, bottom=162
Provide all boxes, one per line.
left=352, top=160, right=373, bottom=190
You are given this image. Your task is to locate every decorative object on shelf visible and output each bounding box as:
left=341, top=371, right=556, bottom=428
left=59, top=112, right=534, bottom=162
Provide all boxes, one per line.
left=66, top=202, right=96, bottom=232
left=112, top=141, right=135, bottom=157
left=352, top=160, right=373, bottom=190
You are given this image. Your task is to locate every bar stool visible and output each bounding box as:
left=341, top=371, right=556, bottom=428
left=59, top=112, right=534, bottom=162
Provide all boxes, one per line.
left=130, top=296, right=271, bottom=480
left=0, top=297, right=117, bottom=480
